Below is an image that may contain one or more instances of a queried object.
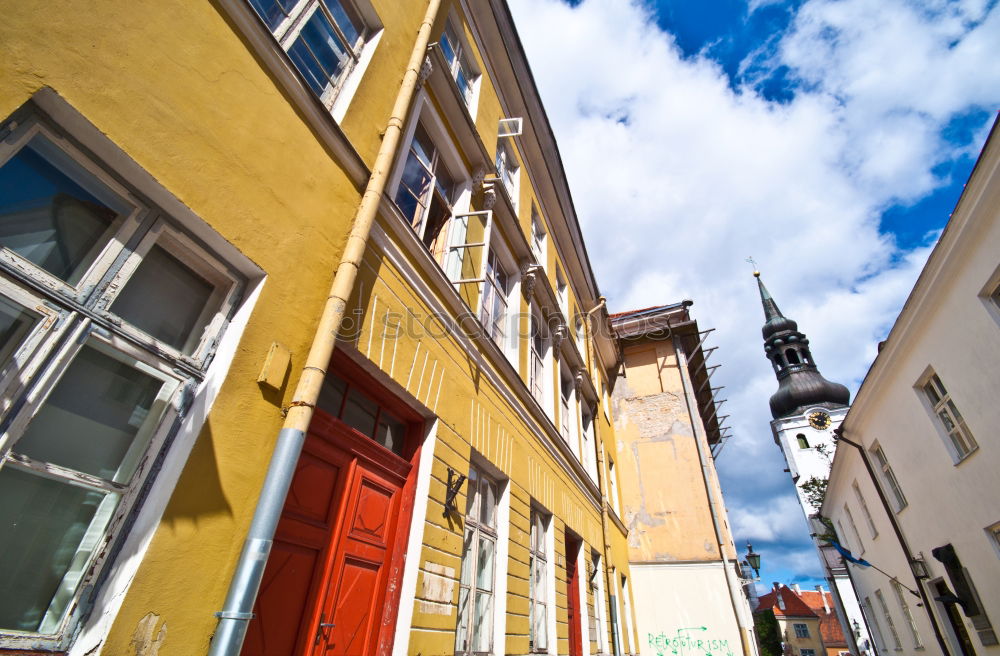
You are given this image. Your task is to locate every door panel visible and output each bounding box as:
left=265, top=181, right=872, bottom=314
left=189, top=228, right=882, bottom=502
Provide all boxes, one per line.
left=313, top=467, right=402, bottom=655
left=243, top=439, right=351, bottom=656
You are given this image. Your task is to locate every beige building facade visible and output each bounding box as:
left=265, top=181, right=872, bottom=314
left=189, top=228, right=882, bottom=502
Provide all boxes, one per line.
left=823, top=117, right=1000, bottom=656
left=611, top=304, right=758, bottom=656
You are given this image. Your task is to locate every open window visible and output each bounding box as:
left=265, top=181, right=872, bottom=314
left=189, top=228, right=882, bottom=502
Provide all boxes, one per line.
left=0, top=103, right=256, bottom=650
left=530, top=206, right=547, bottom=267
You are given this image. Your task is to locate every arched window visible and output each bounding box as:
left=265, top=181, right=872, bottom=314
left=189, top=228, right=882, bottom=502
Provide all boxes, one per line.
left=797, top=434, right=809, bottom=449
left=786, top=349, right=801, bottom=364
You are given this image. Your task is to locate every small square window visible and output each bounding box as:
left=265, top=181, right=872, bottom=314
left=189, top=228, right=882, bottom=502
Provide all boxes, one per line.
left=794, top=623, right=810, bottom=639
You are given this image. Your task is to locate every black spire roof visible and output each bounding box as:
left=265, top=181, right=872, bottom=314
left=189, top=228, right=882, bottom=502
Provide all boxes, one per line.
left=753, top=271, right=850, bottom=419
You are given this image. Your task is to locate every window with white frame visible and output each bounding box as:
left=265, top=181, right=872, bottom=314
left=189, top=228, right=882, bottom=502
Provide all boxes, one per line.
left=456, top=465, right=500, bottom=655
left=573, top=312, right=586, bottom=355
left=581, top=404, right=597, bottom=482
left=560, top=363, right=575, bottom=448
left=394, top=122, right=459, bottom=249
left=480, top=248, right=511, bottom=349
left=529, top=508, right=550, bottom=653
left=794, top=623, right=811, bottom=639
left=530, top=207, right=546, bottom=266
left=865, top=597, right=888, bottom=654
left=853, top=480, right=879, bottom=539
left=891, top=580, right=923, bottom=649
left=988, top=521, right=1000, bottom=558
left=529, top=304, right=547, bottom=407
left=921, top=373, right=978, bottom=461
left=836, top=520, right=853, bottom=553
left=875, top=588, right=902, bottom=650
left=607, top=457, right=620, bottom=516
left=844, top=504, right=864, bottom=554
left=871, top=444, right=907, bottom=512
left=439, top=19, right=478, bottom=108
left=556, top=266, right=568, bottom=319
left=590, top=550, right=607, bottom=653
left=801, top=649, right=816, bottom=656
left=495, top=141, right=519, bottom=210
left=248, top=0, right=373, bottom=109
left=0, top=109, right=247, bottom=646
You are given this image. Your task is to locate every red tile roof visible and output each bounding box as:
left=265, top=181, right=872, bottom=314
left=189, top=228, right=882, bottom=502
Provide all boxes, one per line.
left=756, top=585, right=818, bottom=618
left=798, top=590, right=848, bottom=647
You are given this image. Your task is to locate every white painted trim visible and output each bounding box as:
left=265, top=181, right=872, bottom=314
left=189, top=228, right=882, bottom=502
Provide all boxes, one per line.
left=578, top=543, right=592, bottom=656
left=391, top=420, right=439, bottom=656
left=332, top=28, right=384, bottom=123
left=493, top=479, right=511, bottom=655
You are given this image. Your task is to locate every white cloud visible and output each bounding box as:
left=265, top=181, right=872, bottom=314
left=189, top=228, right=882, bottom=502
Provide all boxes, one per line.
left=508, top=0, right=1000, bottom=581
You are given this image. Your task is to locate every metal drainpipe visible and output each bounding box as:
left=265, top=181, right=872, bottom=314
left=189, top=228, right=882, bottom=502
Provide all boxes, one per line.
left=207, top=2, right=442, bottom=654
left=588, top=297, right=623, bottom=656
left=675, top=335, right=756, bottom=656
left=833, top=429, right=953, bottom=656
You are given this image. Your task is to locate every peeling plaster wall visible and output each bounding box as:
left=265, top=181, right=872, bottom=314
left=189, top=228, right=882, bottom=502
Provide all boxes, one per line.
left=614, top=342, right=726, bottom=563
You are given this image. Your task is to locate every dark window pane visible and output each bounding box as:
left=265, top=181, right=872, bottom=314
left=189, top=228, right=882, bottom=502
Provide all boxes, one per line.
left=0, top=134, right=128, bottom=284
left=288, top=38, right=329, bottom=96
left=15, top=346, right=166, bottom=482
left=0, top=296, right=39, bottom=373
left=376, top=410, right=405, bottom=455
left=0, top=467, right=117, bottom=632
left=325, top=0, right=362, bottom=46
left=341, top=385, right=377, bottom=436
left=110, top=244, right=216, bottom=352
left=248, top=0, right=296, bottom=31
left=298, top=10, right=348, bottom=83
left=317, top=374, right=347, bottom=418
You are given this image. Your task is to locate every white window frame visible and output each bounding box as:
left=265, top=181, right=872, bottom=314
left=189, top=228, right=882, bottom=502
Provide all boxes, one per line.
left=794, top=623, right=811, bottom=639
left=495, top=140, right=520, bottom=212
left=844, top=504, right=865, bottom=555
left=555, top=266, right=568, bottom=320
left=875, top=588, right=902, bottom=650
left=498, top=117, right=523, bottom=138
left=581, top=403, right=598, bottom=482
left=456, top=464, right=501, bottom=656
left=388, top=95, right=471, bottom=251
left=870, top=443, right=907, bottom=512
left=529, top=507, right=551, bottom=654
left=590, top=550, right=607, bottom=654
left=607, top=456, right=620, bottom=517
left=246, top=0, right=381, bottom=119
left=476, top=240, right=519, bottom=365
left=801, top=649, right=816, bottom=656
left=891, top=580, right=923, bottom=649
left=865, top=596, right=888, bottom=654
left=559, top=360, right=578, bottom=453
left=438, top=17, right=481, bottom=116
left=529, top=302, right=551, bottom=411
left=919, top=371, right=978, bottom=463
left=0, top=103, right=256, bottom=651
left=987, top=521, right=1000, bottom=560
left=530, top=207, right=547, bottom=267
left=853, top=480, right=879, bottom=539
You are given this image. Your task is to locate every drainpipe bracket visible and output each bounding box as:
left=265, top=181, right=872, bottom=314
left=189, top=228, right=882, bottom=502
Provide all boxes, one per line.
left=214, top=611, right=256, bottom=621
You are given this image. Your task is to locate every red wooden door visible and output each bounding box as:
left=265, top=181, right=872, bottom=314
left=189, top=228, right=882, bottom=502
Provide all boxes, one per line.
left=243, top=411, right=410, bottom=656
left=566, top=534, right=583, bottom=656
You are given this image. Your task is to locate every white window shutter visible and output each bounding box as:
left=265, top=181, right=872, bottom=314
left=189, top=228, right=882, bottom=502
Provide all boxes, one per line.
left=498, top=117, right=523, bottom=138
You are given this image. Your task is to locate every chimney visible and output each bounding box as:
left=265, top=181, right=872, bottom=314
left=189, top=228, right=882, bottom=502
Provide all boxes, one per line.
left=773, top=583, right=785, bottom=611
left=816, top=585, right=830, bottom=613
left=791, top=583, right=801, bottom=594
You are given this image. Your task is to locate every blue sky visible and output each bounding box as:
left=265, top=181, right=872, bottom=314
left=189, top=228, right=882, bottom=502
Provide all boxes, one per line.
left=509, top=0, right=1000, bottom=590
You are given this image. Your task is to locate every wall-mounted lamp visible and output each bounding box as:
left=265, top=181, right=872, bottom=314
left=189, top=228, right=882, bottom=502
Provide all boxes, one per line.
left=444, top=467, right=467, bottom=514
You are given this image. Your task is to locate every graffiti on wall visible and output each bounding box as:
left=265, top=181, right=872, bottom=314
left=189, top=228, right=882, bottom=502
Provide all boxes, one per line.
left=648, top=626, right=735, bottom=656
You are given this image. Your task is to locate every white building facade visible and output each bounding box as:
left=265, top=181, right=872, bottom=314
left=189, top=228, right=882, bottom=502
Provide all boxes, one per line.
left=823, top=117, right=1000, bottom=656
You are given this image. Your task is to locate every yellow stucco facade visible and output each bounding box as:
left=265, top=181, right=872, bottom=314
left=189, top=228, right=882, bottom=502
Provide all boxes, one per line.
left=0, top=1, right=636, bottom=655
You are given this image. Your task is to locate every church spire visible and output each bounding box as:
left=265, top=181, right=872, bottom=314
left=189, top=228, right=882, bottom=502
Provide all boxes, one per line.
left=752, top=270, right=850, bottom=419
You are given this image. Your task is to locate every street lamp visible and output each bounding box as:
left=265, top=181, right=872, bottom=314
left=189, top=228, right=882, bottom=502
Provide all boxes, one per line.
left=745, top=541, right=762, bottom=579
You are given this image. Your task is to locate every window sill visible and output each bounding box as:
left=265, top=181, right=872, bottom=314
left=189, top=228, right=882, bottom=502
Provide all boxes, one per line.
left=952, top=445, right=979, bottom=466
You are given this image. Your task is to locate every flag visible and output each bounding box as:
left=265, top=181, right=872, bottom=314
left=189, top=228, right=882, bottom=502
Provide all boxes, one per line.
left=824, top=539, right=871, bottom=567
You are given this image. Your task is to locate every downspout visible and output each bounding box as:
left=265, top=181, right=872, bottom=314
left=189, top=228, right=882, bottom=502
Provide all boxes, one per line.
left=589, top=297, right=623, bottom=656
left=208, top=3, right=442, bottom=654
left=833, top=429, right=953, bottom=656
left=675, top=335, right=755, bottom=656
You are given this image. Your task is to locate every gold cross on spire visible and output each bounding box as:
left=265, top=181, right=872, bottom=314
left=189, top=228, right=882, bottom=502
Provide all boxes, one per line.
left=745, top=256, right=760, bottom=277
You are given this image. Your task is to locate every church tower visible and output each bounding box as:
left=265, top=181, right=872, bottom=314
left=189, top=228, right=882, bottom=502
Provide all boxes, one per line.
left=753, top=270, right=874, bottom=656
left=755, top=270, right=849, bottom=511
